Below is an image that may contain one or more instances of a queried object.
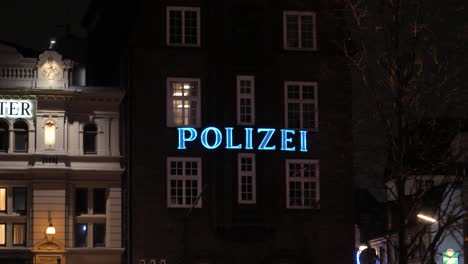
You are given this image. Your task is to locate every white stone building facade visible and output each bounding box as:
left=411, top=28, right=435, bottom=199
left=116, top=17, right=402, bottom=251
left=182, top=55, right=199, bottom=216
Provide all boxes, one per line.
left=0, top=43, right=124, bottom=264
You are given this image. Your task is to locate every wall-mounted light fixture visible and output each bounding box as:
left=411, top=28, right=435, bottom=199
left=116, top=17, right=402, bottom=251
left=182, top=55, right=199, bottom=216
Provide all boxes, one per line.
left=45, top=210, right=56, bottom=241
left=44, top=120, right=56, bottom=148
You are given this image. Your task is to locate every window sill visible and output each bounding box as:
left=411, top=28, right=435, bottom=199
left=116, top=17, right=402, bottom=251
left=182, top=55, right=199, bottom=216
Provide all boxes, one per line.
left=284, top=47, right=317, bottom=52
left=167, top=43, right=201, bottom=48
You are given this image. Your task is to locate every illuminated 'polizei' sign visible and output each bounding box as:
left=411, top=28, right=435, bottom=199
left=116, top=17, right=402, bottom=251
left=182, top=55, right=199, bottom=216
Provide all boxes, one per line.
left=178, top=127, right=309, bottom=152
left=0, top=100, right=34, bottom=118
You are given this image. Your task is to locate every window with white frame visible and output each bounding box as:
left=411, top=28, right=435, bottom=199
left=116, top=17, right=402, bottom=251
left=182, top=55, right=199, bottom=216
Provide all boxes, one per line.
left=285, top=81, right=318, bottom=131
left=74, top=188, right=107, bottom=248
left=167, top=6, right=201, bottom=46
left=167, top=78, right=201, bottom=127
left=283, top=11, right=317, bottom=50
left=167, top=157, right=202, bottom=208
left=0, top=187, right=28, bottom=247
left=237, top=76, right=255, bottom=125
left=238, top=153, right=256, bottom=204
left=286, top=160, right=319, bottom=209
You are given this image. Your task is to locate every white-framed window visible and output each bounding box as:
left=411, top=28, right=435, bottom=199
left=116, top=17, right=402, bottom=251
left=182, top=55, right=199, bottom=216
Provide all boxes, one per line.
left=167, top=157, right=202, bottom=208
left=167, top=78, right=201, bottom=127
left=0, top=186, right=28, bottom=247
left=238, top=153, right=256, bottom=204
left=285, top=81, right=318, bottom=131
left=286, top=159, right=319, bottom=209
left=74, top=187, right=107, bottom=248
left=237, top=76, right=255, bottom=125
left=283, top=11, right=317, bottom=50
left=167, top=6, right=201, bottom=47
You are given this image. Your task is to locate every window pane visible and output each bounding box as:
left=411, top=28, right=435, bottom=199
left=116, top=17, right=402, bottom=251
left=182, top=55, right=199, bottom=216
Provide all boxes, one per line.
left=184, top=11, right=198, bottom=44
left=0, top=122, right=8, bottom=152
left=286, top=15, right=299, bottom=48
left=301, top=15, right=314, bottom=48
left=0, top=188, right=5, bottom=212
left=287, top=103, right=300, bottom=128
left=0, top=224, right=5, bottom=245
left=75, top=224, right=88, bottom=247
left=93, top=223, right=106, bottom=247
left=14, top=130, right=27, bottom=152
left=13, top=224, right=26, bottom=246
left=83, top=124, right=97, bottom=154
left=75, top=189, right=88, bottom=215
left=93, top=188, right=106, bottom=214
left=169, top=10, right=182, bottom=44
left=13, top=187, right=27, bottom=214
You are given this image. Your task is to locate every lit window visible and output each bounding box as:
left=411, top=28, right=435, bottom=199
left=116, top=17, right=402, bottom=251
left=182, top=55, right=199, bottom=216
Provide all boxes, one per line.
left=13, top=120, right=28, bottom=152
left=0, top=224, right=5, bottom=246
left=0, top=120, right=8, bottom=152
left=167, top=78, right=201, bottom=127
left=13, top=187, right=27, bottom=215
left=283, top=11, right=316, bottom=50
left=0, top=187, right=28, bottom=247
left=12, top=223, right=26, bottom=246
left=167, top=157, right=202, bottom=208
left=0, top=188, right=5, bottom=213
left=286, top=159, right=319, bottom=209
left=237, top=76, right=255, bottom=125
left=238, top=153, right=256, bottom=204
left=83, top=123, right=97, bottom=154
left=285, top=81, right=318, bottom=131
left=167, top=6, right=201, bottom=46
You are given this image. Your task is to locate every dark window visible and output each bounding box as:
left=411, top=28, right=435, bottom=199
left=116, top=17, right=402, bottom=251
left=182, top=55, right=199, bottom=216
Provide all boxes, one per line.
left=75, top=224, right=87, bottom=247
left=13, top=121, right=28, bottom=152
left=0, top=120, right=8, bottom=152
left=75, top=189, right=88, bottom=215
left=93, top=189, right=106, bottom=214
left=12, top=223, right=26, bottom=246
left=93, top=223, right=106, bottom=247
left=83, top=124, right=97, bottom=154
left=13, top=188, right=27, bottom=215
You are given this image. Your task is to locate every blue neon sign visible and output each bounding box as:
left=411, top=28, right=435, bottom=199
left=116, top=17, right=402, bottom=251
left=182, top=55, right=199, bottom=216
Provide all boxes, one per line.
left=177, top=127, right=309, bottom=152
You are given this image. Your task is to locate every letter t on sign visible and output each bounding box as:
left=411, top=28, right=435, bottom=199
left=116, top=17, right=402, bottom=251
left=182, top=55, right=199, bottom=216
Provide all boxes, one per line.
left=177, top=128, right=198, bottom=149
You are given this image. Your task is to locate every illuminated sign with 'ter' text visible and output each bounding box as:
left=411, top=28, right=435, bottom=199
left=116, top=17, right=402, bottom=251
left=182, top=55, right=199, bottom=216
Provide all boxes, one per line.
left=0, top=100, right=34, bottom=119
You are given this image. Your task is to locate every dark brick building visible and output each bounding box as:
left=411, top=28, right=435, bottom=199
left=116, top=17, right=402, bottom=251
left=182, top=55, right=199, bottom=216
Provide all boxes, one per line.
left=84, top=0, right=354, bottom=263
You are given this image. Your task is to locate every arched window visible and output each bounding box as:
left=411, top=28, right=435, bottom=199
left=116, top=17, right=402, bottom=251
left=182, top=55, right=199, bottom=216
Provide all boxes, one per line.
left=0, top=120, right=8, bottom=152
left=83, top=123, right=97, bottom=154
left=13, top=121, right=28, bottom=152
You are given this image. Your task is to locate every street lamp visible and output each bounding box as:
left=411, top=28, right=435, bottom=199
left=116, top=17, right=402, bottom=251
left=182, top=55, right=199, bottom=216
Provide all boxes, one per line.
left=417, top=213, right=437, bottom=223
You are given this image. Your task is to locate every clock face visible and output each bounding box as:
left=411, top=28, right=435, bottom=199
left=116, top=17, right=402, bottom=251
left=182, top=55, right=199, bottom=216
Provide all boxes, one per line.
left=41, top=61, right=61, bottom=80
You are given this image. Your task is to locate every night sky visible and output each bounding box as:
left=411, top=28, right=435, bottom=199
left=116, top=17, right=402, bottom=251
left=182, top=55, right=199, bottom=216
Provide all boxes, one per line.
left=0, top=0, right=90, bottom=51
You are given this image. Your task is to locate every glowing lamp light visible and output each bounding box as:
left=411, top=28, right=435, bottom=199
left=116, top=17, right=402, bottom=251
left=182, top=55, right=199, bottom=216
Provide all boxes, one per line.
left=417, top=213, right=437, bottom=223
left=44, top=120, right=56, bottom=147
left=46, top=225, right=56, bottom=235
left=359, top=245, right=368, bottom=251
left=82, top=225, right=87, bottom=231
